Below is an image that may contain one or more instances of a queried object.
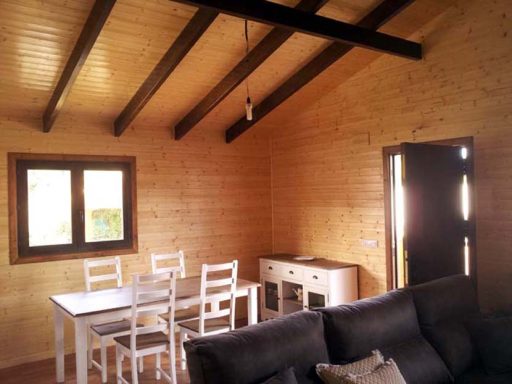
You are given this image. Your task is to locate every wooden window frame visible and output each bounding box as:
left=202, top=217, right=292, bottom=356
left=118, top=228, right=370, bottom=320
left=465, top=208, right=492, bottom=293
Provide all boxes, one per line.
left=382, top=137, right=476, bottom=290
left=8, top=153, right=138, bottom=264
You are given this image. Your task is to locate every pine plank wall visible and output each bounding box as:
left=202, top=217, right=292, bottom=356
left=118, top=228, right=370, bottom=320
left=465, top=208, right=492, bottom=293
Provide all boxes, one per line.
left=271, top=0, right=512, bottom=311
left=0, top=0, right=511, bottom=370
left=0, top=122, right=272, bottom=368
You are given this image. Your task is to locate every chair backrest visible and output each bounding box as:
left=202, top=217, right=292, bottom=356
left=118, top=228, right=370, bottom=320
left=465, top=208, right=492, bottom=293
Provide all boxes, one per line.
left=151, top=251, right=186, bottom=278
left=130, top=269, right=179, bottom=355
left=198, top=260, right=238, bottom=335
left=83, top=256, right=122, bottom=292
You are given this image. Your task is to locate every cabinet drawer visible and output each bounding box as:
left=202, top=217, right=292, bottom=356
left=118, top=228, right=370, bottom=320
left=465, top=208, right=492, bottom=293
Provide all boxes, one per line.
left=304, top=269, right=328, bottom=286
left=282, top=265, right=303, bottom=280
left=261, top=260, right=282, bottom=276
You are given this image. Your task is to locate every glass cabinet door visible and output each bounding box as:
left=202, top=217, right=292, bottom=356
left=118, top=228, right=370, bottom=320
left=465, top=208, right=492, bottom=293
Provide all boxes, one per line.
left=304, top=286, right=328, bottom=310
left=261, top=276, right=281, bottom=318
left=265, top=280, right=279, bottom=311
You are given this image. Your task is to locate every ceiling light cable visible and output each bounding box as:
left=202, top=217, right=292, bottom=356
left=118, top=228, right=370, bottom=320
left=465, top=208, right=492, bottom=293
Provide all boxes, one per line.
left=244, top=19, right=253, bottom=121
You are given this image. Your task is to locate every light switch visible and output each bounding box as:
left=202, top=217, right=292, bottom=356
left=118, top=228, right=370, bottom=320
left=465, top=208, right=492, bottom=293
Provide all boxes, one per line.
left=361, top=239, right=378, bottom=248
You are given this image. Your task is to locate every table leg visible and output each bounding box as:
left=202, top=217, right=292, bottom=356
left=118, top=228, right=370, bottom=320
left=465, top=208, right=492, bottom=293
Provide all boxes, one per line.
left=54, top=305, right=65, bottom=383
left=74, top=317, right=88, bottom=384
left=247, top=287, right=258, bottom=325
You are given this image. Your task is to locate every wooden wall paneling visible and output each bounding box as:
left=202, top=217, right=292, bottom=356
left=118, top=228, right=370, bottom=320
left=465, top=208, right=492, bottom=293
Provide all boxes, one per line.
left=225, top=0, right=417, bottom=143
left=0, top=112, right=271, bottom=369
left=271, top=0, right=512, bottom=307
left=0, top=0, right=509, bottom=372
left=42, top=0, right=116, bottom=132
left=114, top=8, right=218, bottom=136
left=172, top=0, right=422, bottom=59
left=173, top=0, right=329, bottom=140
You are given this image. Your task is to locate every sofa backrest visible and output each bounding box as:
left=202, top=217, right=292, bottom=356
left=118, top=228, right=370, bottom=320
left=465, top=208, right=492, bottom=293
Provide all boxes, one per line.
left=409, top=274, right=480, bottom=377
left=317, top=289, right=453, bottom=383
left=184, top=310, right=329, bottom=384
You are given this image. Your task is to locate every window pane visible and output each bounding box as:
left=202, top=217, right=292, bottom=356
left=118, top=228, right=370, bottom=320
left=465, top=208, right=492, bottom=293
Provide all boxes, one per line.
left=27, top=170, right=72, bottom=246
left=84, top=170, right=124, bottom=242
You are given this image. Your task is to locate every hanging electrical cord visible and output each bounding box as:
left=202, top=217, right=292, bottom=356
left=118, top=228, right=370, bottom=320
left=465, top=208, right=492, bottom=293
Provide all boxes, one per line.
left=244, top=19, right=253, bottom=121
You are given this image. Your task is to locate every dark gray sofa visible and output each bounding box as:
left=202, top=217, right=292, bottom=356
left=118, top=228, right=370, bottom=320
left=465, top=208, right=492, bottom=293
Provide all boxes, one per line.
left=184, top=275, right=511, bottom=383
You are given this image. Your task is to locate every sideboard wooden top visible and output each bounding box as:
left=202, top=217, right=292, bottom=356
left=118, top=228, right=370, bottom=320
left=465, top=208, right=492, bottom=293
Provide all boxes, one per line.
left=260, top=254, right=357, bottom=270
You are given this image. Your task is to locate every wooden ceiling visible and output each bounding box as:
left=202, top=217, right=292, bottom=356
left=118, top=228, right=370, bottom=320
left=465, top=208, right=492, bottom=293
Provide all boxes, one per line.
left=0, top=0, right=454, bottom=141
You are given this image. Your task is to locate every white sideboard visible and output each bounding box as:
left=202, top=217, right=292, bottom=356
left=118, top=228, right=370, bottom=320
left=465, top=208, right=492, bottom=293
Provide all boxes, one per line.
left=259, top=254, right=358, bottom=320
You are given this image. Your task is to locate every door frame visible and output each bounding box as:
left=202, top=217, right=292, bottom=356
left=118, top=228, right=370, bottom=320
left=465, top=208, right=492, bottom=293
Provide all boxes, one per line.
left=382, top=136, right=476, bottom=290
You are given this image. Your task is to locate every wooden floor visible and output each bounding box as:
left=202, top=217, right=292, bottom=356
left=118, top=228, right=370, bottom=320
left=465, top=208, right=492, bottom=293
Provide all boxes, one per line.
left=0, top=319, right=250, bottom=383
left=0, top=346, right=190, bottom=383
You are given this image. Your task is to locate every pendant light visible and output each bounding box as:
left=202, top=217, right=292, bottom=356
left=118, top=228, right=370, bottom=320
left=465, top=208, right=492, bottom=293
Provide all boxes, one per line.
left=244, top=19, right=253, bottom=121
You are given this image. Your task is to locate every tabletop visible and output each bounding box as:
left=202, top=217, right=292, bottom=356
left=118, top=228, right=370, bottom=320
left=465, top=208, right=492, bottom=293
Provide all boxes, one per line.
left=50, top=277, right=259, bottom=318
left=260, top=253, right=357, bottom=270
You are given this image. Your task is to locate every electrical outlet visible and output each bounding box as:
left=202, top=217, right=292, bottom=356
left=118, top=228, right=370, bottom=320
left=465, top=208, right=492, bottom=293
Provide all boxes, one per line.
left=361, top=239, right=378, bottom=248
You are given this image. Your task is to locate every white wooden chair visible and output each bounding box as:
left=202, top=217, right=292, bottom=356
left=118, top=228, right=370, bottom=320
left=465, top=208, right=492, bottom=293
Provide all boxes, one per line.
left=84, top=257, right=141, bottom=383
left=114, top=270, right=178, bottom=384
left=179, top=260, right=238, bottom=370
left=151, top=251, right=199, bottom=325
left=151, top=251, right=186, bottom=278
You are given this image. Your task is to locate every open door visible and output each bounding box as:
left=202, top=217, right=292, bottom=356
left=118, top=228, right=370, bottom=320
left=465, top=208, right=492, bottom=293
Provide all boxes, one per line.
left=401, top=143, right=468, bottom=286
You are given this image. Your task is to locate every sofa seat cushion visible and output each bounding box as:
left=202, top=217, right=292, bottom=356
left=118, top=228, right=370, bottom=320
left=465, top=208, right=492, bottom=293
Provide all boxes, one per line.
left=262, top=367, right=298, bottom=384
left=410, top=275, right=480, bottom=377
left=455, top=366, right=512, bottom=384
left=184, top=311, right=329, bottom=384
left=467, top=315, right=512, bottom=375
left=318, top=290, right=453, bottom=384
left=420, top=320, right=478, bottom=377
left=381, top=336, right=453, bottom=383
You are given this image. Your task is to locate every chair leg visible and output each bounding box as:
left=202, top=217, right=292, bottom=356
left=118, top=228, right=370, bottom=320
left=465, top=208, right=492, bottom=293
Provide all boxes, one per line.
left=115, top=346, right=123, bottom=384
left=131, top=355, right=139, bottom=384
left=169, top=337, right=177, bottom=384
left=138, top=356, right=144, bottom=373
left=100, top=337, right=107, bottom=383
left=87, top=331, right=93, bottom=370
left=156, top=352, right=161, bottom=380
left=180, top=330, right=187, bottom=371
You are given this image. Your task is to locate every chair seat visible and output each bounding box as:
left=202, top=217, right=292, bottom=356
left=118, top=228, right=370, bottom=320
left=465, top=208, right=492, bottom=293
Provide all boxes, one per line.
left=91, top=320, right=141, bottom=336
left=114, top=331, right=169, bottom=350
left=159, top=307, right=199, bottom=323
left=179, top=317, right=231, bottom=333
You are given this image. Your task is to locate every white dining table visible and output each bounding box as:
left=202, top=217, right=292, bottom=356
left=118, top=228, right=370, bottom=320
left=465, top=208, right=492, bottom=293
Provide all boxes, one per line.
left=50, top=277, right=260, bottom=383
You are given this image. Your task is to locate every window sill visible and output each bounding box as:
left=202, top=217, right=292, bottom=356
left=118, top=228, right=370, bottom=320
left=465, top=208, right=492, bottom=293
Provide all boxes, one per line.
left=10, top=244, right=138, bottom=265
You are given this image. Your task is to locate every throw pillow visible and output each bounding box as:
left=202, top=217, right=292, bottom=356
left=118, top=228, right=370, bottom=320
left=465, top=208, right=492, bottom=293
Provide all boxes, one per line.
left=261, top=367, right=298, bottom=384
left=344, top=359, right=406, bottom=384
left=468, top=315, right=512, bottom=375
left=316, top=350, right=385, bottom=383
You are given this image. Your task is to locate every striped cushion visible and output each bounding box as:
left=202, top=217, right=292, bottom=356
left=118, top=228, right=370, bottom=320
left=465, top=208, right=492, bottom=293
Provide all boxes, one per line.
left=316, top=350, right=384, bottom=383
left=344, top=359, right=406, bottom=384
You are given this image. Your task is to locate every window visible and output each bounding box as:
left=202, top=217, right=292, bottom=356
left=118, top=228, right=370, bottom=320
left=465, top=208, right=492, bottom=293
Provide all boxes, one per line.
left=8, top=153, right=137, bottom=264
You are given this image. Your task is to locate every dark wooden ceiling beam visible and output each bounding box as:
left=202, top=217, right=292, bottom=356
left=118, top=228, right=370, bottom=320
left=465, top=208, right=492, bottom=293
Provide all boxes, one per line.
left=42, top=0, right=116, bottom=133
left=174, top=0, right=328, bottom=140
left=171, top=0, right=422, bottom=60
left=114, top=8, right=218, bottom=137
left=225, top=0, right=416, bottom=143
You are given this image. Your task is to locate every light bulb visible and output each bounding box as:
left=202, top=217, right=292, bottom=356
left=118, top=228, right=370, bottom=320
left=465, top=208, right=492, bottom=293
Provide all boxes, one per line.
left=245, top=97, right=253, bottom=121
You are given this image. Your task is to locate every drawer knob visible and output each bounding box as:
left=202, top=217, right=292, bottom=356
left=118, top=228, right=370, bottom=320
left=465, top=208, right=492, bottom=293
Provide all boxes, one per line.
left=289, top=270, right=294, bottom=275
left=268, top=266, right=273, bottom=270
left=313, top=275, right=318, bottom=280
